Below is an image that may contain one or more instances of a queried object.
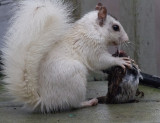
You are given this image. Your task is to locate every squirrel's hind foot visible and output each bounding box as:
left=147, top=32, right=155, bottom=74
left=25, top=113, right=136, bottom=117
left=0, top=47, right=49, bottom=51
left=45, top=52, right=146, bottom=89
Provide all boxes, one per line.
left=80, top=98, right=98, bottom=108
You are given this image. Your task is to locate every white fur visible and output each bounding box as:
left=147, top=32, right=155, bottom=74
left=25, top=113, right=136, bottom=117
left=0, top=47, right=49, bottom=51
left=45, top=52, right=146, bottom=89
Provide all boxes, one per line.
left=2, top=0, right=129, bottom=113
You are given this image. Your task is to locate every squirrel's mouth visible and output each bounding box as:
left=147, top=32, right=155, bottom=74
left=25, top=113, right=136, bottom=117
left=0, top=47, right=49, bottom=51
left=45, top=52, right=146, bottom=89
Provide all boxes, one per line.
left=107, top=41, right=118, bottom=46
left=112, top=40, right=127, bottom=46
left=109, top=41, right=119, bottom=46
left=112, top=41, right=118, bottom=46
left=108, top=40, right=124, bottom=46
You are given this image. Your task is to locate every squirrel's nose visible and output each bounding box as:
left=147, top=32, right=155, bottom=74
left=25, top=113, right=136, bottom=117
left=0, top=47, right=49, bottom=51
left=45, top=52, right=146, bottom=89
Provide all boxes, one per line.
left=123, top=34, right=129, bottom=43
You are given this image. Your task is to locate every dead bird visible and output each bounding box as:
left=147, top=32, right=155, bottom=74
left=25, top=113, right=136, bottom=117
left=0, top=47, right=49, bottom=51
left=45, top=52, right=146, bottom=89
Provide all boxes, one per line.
left=97, top=50, right=144, bottom=104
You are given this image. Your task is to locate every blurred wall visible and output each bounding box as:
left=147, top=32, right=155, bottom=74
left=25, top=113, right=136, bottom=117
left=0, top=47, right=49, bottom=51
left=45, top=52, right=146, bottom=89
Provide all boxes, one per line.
left=0, top=0, right=14, bottom=48
left=0, top=0, right=159, bottom=76
left=80, top=0, right=160, bottom=76
left=154, top=0, right=160, bottom=76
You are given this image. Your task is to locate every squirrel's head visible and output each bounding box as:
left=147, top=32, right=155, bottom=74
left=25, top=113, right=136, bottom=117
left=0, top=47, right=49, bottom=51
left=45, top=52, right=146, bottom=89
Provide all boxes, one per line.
left=78, top=3, right=129, bottom=46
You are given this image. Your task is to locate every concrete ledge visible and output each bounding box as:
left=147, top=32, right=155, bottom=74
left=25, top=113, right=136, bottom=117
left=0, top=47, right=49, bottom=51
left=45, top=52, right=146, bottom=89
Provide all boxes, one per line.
left=0, top=81, right=160, bottom=123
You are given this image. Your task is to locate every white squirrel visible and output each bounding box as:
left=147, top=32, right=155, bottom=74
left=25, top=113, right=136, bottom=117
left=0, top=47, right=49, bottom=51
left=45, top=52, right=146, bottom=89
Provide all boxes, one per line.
left=2, top=1, right=131, bottom=113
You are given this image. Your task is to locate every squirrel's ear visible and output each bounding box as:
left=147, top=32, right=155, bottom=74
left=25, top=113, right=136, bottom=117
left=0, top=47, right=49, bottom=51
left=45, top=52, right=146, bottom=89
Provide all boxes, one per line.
left=97, top=6, right=107, bottom=27
left=95, top=3, right=103, bottom=10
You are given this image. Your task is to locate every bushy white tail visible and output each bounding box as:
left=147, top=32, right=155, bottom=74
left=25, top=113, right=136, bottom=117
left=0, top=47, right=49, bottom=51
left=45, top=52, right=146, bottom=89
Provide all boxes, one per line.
left=2, top=0, right=72, bottom=110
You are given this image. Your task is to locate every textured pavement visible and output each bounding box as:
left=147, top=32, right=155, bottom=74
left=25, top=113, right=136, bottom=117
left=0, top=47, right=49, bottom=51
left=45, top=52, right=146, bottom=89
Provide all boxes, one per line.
left=0, top=81, right=160, bottom=123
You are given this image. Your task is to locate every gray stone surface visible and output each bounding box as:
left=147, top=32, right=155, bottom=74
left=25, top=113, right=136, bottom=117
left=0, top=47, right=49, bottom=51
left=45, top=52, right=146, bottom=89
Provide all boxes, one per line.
left=0, top=81, right=160, bottom=123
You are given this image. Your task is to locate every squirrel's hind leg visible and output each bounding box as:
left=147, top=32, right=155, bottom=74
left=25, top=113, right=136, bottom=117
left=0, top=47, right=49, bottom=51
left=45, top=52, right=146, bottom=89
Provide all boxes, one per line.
left=39, top=58, right=95, bottom=112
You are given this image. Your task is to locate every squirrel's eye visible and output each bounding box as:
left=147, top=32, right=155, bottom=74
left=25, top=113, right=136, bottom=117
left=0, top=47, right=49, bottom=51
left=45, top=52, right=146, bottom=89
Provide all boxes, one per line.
left=112, top=25, right=120, bottom=31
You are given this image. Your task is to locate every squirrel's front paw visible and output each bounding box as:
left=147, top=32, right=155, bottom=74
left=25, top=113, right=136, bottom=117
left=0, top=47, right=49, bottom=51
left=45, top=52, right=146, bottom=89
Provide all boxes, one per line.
left=116, top=57, right=131, bottom=69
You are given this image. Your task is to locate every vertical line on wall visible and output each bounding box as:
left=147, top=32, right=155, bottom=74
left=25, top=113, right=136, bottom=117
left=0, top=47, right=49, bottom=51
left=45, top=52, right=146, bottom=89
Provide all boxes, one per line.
left=68, top=0, right=81, bottom=21
left=133, top=0, right=139, bottom=65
